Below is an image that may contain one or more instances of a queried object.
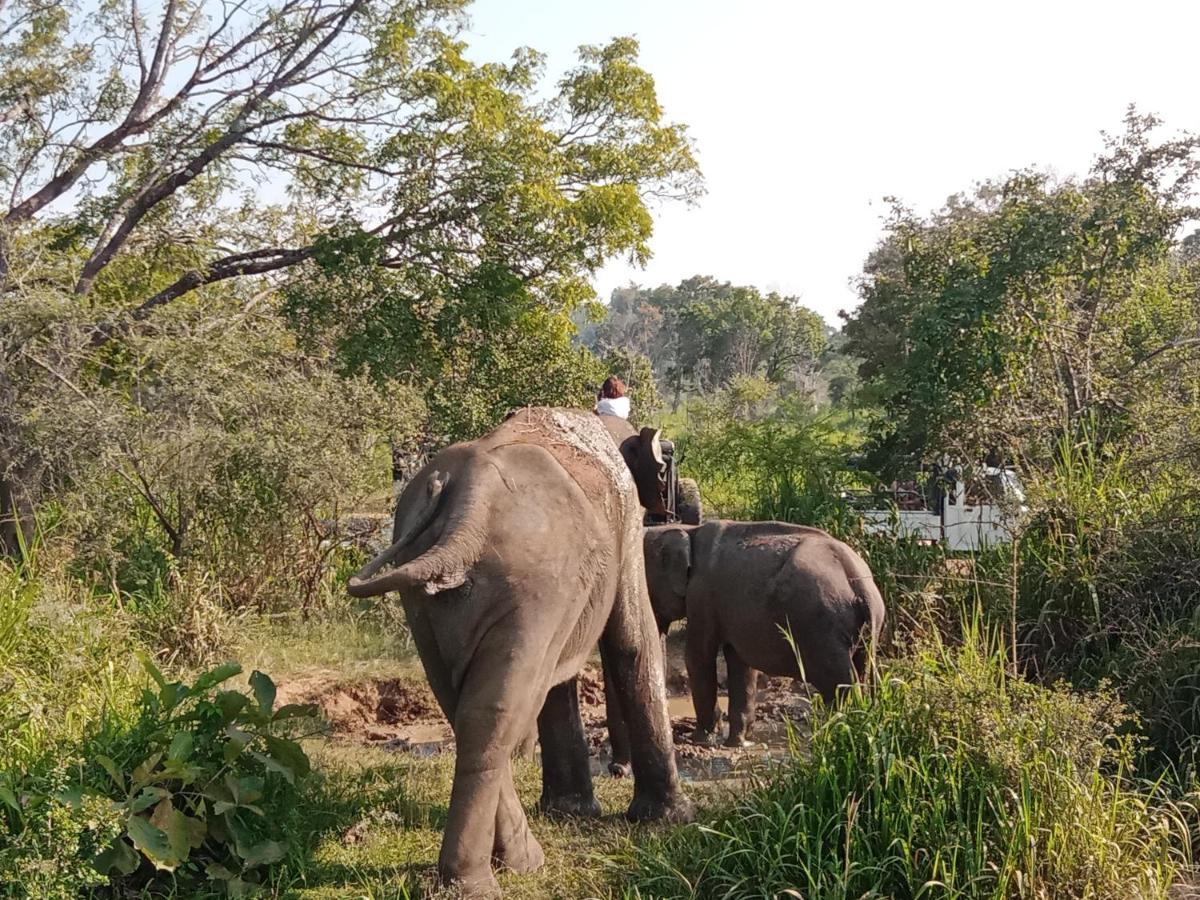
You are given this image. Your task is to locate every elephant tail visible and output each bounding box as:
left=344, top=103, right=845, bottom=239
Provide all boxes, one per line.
left=347, top=456, right=491, bottom=598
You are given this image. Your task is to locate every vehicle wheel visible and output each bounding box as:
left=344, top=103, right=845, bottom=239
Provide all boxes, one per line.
left=676, top=478, right=702, bottom=525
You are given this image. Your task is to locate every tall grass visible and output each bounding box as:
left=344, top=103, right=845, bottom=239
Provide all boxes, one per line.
left=624, top=625, right=1192, bottom=899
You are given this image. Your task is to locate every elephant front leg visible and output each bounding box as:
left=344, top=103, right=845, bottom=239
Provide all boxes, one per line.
left=684, top=632, right=721, bottom=745
left=605, top=628, right=665, bottom=777
left=724, top=645, right=759, bottom=747
left=537, top=678, right=601, bottom=818
left=604, top=579, right=694, bottom=824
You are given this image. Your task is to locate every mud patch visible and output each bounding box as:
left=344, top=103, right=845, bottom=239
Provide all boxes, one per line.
left=738, top=534, right=805, bottom=552
left=276, top=670, right=452, bottom=751
left=575, top=633, right=813, bottom=785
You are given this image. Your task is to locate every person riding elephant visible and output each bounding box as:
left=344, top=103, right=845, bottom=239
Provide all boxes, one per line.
left=347, top=407, right=692, bottom=898
left=608, top=519, right=885, bottom=770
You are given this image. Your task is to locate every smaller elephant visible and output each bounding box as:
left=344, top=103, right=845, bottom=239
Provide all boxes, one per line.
left=614, top=520, right=885, bottom=758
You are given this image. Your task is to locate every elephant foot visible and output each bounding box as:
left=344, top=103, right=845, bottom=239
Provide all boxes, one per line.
left=538, top=792, right=601, bottom=820
left=627, top=790, right=695, bottom=824
left=690, top=728, right=718, bottom=747
left=493, top=832, right=545, bottom=875
left=724, top=734, right=752, bottom=749
left=607, top=760, right=632, bottom=778
left=440, top=871, right=500, bottom=900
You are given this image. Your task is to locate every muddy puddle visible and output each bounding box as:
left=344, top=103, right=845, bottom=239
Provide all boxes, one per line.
left=276, top=635, right=814, bottom=786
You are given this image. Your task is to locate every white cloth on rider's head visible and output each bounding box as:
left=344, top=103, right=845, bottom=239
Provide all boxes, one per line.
left=596, top=396, right=630, bottom=419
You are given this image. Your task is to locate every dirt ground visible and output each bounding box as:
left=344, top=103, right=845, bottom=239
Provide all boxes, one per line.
left=274, top=630, right=813, bottom=783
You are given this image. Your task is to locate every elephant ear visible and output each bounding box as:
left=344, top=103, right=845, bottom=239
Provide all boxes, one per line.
left=619, top=428, right=668, bottom=515
left=640, top=427, right=665, bottom=468
left=658, top=526, right=691, bottom=610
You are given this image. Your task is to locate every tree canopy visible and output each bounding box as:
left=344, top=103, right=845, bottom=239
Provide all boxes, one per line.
left=590, top=275, right=828, bottom=406
left=0, top=0, right=703, bottom=553
left=842, top=110, right=1200, bottom=476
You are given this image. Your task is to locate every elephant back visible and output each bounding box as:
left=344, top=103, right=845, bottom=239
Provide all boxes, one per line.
left=486, top=407, right=637, bottom=522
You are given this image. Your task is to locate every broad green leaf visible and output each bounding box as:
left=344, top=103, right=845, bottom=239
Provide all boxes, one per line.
left=250, top=751, right=294, bottom=786
left=249, top=670, right=276, bottom=715
left=126, top=815, right=173, bottom=869
left=129, top=786, right=170, bottom=814
left=0, top=784, right=17, bottom=811
left=137, top=651, right=166, bottom=689
left=223, top=726, right=252, bottom=763
left=95, top=754, right=124, bottom=792
left=93, top=838, right=140, bottom=876
left=264, top=735, right=310, bottom=779
left=206, top=861, right=237, bottom=880
left=131, top=752, right=163, bottom=789
left=53, top=783, right=83, bottom=809
left=168, top=731, right=194, bottom=763
left=149, top=798, right=205, bottom=864
left=160, top=681, right=180, bottom=709
left=237, top=775, right=265, bottom=805
left=241, top=839, right=287, bottom=869
left=216, top=690, right=250, bottom=722
left=193, top=662, right=244, bottom=693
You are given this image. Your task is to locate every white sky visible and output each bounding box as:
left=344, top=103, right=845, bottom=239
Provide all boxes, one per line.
left=464, top=0, right=1200, bottom=325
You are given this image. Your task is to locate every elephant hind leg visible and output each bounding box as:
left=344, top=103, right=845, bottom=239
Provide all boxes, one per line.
left=493, top=762, right=544, bottom=873
left=802, top=643, right=858, bottom=707
left=684, top=628, right=721, bottom=743
left=439, top=653, right=547, bottom=894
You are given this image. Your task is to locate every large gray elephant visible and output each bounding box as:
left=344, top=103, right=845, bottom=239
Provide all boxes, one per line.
left=347, top=407, right=692, bottom=898
left=609, top=519, right=885, bottom=768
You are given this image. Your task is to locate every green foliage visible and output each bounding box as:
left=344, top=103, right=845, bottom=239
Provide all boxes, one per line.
left=278, top=33, right=700, bottom=444
left=0, top=288, right=415, bottom=617
left=1, top=657, right=317, bottom=897
left=678, top=391, right=860, bottom=524
left=592, top=276, right=830, bottom=408
left=625, top=631, right=1190, bottom=899
left=844, top=110, right=1200, bottom=476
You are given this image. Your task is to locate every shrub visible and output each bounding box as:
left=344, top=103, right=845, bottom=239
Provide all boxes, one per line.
left=0, top=654, right=317, bottom=898
left=625, top=631, right=1191, bottom=899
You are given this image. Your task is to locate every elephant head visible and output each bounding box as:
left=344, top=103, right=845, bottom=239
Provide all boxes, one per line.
left=643, top=524, right=692, bottom=630
left=616, top=425, right=670, bottom=517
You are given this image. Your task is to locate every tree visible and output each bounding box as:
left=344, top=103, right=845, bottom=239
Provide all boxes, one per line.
left=677, top=286, right=826, bottom=391
left=843, top=109, right=1200, bottom=476
left=592, top=275, right=828, bottom=405
left=0, top=0, right=701, bottom=553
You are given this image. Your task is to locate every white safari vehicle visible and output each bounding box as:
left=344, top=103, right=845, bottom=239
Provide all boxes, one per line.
left=845, top=461, right=1024, bottom=552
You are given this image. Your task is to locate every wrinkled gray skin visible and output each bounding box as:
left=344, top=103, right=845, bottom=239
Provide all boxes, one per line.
left=609, top=520, right=885, bottom=770
left=347, top=408, right=692, bottom=898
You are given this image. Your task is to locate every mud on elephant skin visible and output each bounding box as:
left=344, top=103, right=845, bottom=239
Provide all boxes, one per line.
left=609, top=519, right=885, bottom=767
left=347, top=407, right=691, bottom=898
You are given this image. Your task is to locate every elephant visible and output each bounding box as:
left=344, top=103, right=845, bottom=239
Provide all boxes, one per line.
left=608, top=519, right=885, bottom=768
left=347, top=407, right=692, bottom=897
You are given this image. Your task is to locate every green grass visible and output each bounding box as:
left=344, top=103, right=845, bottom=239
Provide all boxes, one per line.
left=622, top=629, right=1193, bottom=900
left=4, top=540, right=1198, bottom=899
left=269, top=745, right=658, bottom=899
left=234, top=607, right=418, bottom=678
